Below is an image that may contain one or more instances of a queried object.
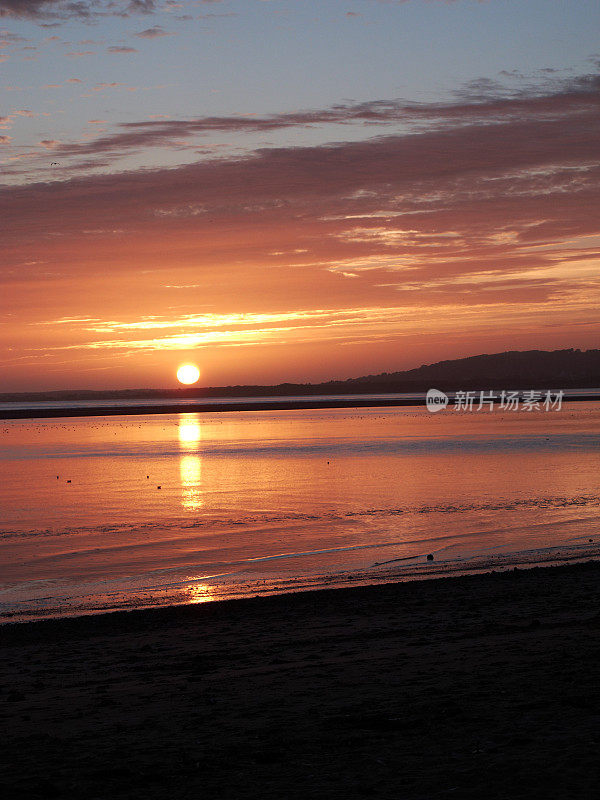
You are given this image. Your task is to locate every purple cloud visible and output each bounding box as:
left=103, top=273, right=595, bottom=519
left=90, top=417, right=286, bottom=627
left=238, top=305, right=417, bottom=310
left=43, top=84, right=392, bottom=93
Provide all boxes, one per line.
left=134, top=25, right=171, bottom=38
left=0, top=1, right=157, bottom=21
left=108, top=45, right=138, bottom=53
left=2, top=66, right=599, bottom=326
left=30, top=66, right=600, bottom=167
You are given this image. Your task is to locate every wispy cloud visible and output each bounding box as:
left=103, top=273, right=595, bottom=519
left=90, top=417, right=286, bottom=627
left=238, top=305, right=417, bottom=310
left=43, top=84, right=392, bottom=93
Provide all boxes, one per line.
left=0, top=1, right=157, bottom=22
left=1, top=67, right=599, bottom=376
left=134, top=25, right=171, bottom=39
left=24, top=295, right=600, bottom=357
left=107, top=45, right=138, bottom=53
left=21, top=67, right=599, bottom=167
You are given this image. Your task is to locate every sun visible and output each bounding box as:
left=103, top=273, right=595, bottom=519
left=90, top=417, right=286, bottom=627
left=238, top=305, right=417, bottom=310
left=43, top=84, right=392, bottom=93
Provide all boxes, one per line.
left=177, top=364, right=200, bottom=385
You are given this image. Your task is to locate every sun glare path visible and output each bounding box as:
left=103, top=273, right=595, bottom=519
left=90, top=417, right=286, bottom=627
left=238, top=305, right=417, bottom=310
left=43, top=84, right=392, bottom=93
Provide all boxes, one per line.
left=178, top=414, right=201, bottom=447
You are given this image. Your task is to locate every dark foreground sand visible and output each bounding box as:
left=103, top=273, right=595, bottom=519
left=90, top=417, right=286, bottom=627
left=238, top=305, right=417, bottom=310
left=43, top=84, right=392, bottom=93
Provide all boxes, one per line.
left=2, top=562, right=600, bottom=799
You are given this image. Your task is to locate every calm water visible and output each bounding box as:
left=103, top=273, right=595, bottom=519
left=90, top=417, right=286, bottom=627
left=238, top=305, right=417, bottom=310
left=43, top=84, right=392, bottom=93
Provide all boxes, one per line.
left=1, top=404, right=600, bottom=621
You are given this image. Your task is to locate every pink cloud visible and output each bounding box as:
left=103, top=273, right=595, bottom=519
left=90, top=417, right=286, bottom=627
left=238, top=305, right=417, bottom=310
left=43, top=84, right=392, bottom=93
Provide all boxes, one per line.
left=92, top=82, right=125, bottom=91
left=0, top=1, right=158, bottom=21
left=134, top=26, right=171, bottom=38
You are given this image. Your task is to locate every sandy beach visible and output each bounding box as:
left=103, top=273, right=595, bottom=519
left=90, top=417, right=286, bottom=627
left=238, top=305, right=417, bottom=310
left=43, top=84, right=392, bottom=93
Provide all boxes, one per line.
left=2, top=561, right=600, bottom=799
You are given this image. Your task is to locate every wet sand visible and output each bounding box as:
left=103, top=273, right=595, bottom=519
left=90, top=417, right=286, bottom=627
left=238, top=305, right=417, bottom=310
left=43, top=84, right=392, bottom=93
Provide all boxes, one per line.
left=2, top=561, right=600, bottom=799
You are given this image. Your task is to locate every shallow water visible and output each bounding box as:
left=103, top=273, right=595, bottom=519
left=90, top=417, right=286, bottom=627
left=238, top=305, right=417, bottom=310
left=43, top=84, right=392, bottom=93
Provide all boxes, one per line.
left=1, top=403, right=599, bottom=621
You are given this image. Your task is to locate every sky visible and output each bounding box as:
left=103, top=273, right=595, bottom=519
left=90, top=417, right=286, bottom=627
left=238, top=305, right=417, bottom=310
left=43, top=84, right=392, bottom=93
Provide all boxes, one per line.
left=1, top=0, right=599, bottom=391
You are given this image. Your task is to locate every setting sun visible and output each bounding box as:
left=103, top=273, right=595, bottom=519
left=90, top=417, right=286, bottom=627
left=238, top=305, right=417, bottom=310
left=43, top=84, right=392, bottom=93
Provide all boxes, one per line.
left=177, top=364, right=200, bottom=385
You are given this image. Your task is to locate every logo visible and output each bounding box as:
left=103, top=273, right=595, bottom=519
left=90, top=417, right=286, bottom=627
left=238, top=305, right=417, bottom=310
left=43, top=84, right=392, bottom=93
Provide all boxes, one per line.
left=426, top=388, right=449, bottom=413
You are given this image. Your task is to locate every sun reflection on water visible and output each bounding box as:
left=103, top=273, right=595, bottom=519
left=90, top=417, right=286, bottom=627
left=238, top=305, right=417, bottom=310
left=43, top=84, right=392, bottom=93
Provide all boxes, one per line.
left=178, top=414, right=203, bottom=510
left=180, top=455, right=203, bottom=510
left=178, top=414, right=202, bottom=448
left=186, top=582, right=215, bottom=604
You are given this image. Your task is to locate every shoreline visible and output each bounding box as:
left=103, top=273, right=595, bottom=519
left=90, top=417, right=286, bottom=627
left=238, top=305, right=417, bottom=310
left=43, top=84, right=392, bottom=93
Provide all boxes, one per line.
left=3, top=538, right=600, bottom=626
left=2, top=557, right=596, bottom=636
left=3, top=560, right=600, bottom=798
left=2, top=554, right=599, bottom=629
left=1, top=391, right=598, bottom=419
left=3, top=541, right=600, bottom=625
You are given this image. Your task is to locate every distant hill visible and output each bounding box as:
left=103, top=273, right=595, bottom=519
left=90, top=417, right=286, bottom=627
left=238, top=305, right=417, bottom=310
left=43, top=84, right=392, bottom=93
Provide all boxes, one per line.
left=2, top=349, right=599, bottom=402
left=328, top=348, right=600, bottom=392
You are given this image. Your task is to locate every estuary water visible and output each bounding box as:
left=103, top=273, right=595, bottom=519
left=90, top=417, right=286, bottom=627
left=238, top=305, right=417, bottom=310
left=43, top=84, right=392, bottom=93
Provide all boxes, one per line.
left=1, top=403, right=599, bottom=621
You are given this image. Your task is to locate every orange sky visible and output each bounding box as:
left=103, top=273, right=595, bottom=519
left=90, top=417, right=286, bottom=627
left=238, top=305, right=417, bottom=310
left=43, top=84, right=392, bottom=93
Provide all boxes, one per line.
left=1, top=3, right=599, bottom=391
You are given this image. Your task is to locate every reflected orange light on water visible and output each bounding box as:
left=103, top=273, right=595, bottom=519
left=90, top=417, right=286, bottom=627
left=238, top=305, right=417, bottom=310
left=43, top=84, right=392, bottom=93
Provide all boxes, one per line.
left=180, top=454, right=203, bottom=511
left=178, top=414, right=202, bottom=448
left=186, top=582, right=215, bottom=604
left=178, top=414, right=203, bottom=510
